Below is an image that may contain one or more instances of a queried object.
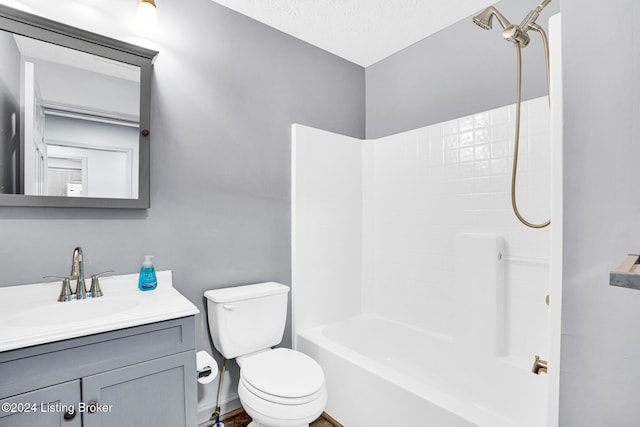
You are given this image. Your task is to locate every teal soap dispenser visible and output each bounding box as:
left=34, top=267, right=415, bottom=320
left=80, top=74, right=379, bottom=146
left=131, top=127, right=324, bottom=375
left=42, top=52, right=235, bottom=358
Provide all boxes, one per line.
left=138, top=255, right=157, bottom=291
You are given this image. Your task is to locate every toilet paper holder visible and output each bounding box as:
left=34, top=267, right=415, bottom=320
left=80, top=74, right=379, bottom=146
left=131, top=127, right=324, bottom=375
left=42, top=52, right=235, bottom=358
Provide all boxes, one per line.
left=198, top=366, right=212, bottom=379
left=196, top=350, right=218, bottom=384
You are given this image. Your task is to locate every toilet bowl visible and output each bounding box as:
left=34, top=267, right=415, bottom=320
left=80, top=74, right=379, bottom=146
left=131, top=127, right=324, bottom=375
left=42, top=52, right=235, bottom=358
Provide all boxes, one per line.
left=204, top=283, right=327, bottom=427
left=238, top=348, right=327, bottom=427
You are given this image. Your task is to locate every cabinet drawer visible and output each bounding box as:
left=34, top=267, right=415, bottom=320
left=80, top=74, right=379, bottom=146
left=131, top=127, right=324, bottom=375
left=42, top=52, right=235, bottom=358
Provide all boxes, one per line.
left=0, top=317, right=195, bottom=399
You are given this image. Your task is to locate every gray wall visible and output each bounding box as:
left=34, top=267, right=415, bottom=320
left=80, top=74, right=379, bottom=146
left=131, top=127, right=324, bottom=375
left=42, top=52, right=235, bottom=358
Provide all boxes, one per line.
left=366, top=0, right=560, bottom=139
left=559, top=0, right=640, bottom=425
left=0, top=0, right=364, bottom=417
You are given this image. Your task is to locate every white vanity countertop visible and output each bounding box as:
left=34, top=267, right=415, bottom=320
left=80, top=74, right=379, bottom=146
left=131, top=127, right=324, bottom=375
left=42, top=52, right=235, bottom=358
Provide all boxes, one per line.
left=0, top=270, right=199, bottom=352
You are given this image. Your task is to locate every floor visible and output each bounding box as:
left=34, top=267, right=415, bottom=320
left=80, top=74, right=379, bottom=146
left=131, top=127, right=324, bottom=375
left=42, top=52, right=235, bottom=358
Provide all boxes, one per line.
left=220, top=408, right=343, bottom=427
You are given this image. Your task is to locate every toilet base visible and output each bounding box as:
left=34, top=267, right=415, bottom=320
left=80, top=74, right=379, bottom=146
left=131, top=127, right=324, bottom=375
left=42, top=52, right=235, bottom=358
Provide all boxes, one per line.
left=248, top=422, right=308, bottom=427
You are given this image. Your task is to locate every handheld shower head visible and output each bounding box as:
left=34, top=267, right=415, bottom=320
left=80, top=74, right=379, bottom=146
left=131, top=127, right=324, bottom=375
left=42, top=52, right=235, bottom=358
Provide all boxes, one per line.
left=472, top=10, right=492, bottom=30
left=472, top=6, right=511, bottom=31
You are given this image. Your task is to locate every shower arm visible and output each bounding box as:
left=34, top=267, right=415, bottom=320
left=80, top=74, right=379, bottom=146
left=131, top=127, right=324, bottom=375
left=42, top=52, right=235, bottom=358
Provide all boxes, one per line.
left=519, top=0, right=553, bottom=33
left=502, top=0, right=552, bottom=48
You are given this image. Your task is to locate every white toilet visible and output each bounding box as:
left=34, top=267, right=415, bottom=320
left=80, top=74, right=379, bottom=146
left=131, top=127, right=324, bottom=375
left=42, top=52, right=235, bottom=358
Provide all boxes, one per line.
left=204, top=282, right=327, bottom=427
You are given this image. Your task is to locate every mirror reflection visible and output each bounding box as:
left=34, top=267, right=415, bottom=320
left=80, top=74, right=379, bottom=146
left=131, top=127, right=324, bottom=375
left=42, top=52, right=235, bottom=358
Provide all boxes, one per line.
left=0, top=29, right=141, bottom=199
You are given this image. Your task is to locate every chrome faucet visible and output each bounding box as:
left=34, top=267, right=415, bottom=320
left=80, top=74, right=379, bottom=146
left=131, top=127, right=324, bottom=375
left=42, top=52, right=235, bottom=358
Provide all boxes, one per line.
left=70, top=247, right=87, bottom=299
left=44, top=248, right=112, bottom=302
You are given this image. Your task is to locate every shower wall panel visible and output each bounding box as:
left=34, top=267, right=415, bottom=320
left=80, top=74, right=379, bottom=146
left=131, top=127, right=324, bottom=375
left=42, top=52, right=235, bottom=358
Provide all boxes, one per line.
left=368, top=96, right=551, bottom=364
left=291, top=124, right=364, bottom=339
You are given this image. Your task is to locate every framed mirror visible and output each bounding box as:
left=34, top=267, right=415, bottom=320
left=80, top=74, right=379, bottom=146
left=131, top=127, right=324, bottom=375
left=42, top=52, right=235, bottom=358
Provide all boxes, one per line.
left=0, top=5, right=157, bottom=208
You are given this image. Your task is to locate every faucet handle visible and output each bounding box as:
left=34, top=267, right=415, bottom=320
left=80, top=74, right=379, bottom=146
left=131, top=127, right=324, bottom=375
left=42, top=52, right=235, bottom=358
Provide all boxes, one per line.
left=91, top=270, right=115, bottom=277
left=89, top=270, right=114, bottom=298
left=43, top=275, right=75, bottom=302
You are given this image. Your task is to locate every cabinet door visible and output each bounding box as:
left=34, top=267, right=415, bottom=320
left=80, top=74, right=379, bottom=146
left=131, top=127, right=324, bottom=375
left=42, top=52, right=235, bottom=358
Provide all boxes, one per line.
left=82, top=351, right=196, bottom=427
left=0, top=380, right=81, bottom=427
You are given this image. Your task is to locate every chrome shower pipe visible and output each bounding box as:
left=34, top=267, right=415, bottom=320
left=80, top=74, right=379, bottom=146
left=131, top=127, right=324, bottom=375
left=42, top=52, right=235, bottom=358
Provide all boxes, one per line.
left=519, top=0, right=553, bottom=34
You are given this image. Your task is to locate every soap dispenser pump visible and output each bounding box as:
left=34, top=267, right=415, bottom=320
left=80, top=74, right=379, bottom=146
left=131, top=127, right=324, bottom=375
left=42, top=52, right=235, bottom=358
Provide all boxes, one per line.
left=138, top=255, right=157, bottom=291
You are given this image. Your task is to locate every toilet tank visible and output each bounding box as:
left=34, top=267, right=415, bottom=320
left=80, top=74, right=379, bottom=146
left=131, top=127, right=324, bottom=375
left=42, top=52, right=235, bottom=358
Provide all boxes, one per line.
left=204, top=282, right=290, bottom=359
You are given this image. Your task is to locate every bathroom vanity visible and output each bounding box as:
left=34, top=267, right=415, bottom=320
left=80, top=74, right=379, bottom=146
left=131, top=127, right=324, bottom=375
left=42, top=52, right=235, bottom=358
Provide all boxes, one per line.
left=0, top=271, right=199, bottom=427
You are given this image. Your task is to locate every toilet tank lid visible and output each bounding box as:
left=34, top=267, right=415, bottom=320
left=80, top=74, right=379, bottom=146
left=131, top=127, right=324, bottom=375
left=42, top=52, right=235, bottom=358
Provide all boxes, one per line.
left=205, top=282, right=289, bottom=303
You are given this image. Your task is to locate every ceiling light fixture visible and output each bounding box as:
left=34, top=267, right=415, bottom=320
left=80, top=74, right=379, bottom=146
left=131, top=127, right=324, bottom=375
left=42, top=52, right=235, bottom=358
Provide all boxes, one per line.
left=137, top=0, right=158, bottom=30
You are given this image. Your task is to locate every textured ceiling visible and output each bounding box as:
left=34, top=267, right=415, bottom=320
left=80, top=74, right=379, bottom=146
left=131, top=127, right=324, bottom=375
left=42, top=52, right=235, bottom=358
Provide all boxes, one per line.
left=209, top=0, right=495, bottom=67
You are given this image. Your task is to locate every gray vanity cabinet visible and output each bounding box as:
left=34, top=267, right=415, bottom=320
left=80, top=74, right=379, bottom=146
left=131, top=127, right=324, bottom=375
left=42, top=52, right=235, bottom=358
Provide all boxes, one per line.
left=0, top=317, right=197, bottom=427
left=0, top=381, right=81, bottom=427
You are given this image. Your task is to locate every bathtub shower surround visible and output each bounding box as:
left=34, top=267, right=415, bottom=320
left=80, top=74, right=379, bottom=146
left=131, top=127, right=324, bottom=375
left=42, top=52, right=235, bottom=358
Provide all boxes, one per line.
left=292, top=96, right=552, bottom=426
left=370, top=96, right=551, bottom=347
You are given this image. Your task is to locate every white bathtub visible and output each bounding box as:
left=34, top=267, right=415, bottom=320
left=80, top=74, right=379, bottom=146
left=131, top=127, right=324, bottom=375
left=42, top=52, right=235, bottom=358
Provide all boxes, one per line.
left=296, top=314, right=547, bottom=427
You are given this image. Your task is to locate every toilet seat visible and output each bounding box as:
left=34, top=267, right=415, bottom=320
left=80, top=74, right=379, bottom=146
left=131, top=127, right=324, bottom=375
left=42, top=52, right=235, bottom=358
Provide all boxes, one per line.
left=238, top=379, right=327, bottom=427
left=240, top=376, right=324, bottom=405
left=240, top=348, right=325, bottom=405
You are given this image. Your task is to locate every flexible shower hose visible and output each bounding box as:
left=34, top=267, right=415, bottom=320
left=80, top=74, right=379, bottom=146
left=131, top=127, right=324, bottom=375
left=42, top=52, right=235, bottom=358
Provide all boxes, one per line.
left=512, top=27, right=551, bottom=229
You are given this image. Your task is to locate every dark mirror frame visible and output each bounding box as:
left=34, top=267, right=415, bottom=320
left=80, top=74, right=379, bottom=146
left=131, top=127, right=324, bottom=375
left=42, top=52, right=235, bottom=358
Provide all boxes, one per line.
left=0, top=5, right=158, bottom=209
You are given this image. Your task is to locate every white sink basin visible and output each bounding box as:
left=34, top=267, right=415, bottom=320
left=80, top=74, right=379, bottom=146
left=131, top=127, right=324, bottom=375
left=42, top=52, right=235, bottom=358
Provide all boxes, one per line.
left=0, top=270, right=199, bottom=352
left=6, top=296, right=141, bottom=328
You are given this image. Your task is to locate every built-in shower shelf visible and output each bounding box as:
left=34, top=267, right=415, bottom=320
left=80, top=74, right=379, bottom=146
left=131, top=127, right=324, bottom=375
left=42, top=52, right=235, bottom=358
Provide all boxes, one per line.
left=610, top=254, right=640, bottom=290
